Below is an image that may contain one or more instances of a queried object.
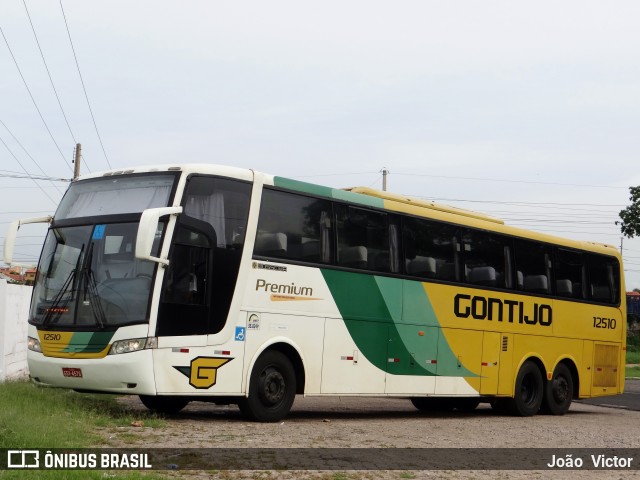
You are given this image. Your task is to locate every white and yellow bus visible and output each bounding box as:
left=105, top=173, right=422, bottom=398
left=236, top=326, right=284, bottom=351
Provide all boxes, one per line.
left=4, top=164, right=626, bottom=421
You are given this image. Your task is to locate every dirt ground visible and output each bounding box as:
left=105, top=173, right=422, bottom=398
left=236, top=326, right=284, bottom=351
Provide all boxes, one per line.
left=101, top=395, right=640, bottom=479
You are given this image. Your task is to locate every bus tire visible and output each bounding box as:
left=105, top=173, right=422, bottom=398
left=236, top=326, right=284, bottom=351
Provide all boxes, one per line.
left=139, top=395, right=189, bottom=414
left=239, top=350, right=296, bottom=422
left=542, top=363, right=574, bottom=415
left=509, top=361, right=543, bottom=416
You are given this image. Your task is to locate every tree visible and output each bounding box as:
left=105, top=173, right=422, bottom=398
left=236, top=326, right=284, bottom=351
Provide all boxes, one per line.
left=617, top=186, right=640, bottom=237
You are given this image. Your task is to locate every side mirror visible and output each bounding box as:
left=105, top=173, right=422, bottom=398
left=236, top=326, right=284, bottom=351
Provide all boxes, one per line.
left=135, top=206, right=182, bottom=265
left=4, top=216, right=52, bottom=266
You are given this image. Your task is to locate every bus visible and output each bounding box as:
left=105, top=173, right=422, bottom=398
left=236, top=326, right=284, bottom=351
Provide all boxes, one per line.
left=4, top=164, right=626, bottom=421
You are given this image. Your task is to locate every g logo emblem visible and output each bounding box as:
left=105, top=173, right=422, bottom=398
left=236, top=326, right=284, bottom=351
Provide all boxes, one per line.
left=174, top=356, right=232, bottom=389
left=189, top=357, right=232, bottom=389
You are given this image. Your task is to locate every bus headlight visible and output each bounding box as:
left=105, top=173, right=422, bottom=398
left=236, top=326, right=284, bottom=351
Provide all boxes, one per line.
left=109, top=338, right=148, bottom=355
left=27, top=336, right=42, bottom=353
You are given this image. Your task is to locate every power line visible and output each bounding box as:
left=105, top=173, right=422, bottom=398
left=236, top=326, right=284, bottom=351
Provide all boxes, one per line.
left=0, top=132, right=59, bottom=206
left=0, top=23, right=73, bottom=173
left=0, top=172, right=69, bottom=181
left=0, top=185, right=65, bottom=190
left=59, top=0, right=111, bottom=170
left=0, top=119, right=69, bottom=192
left=414, top=195, right=624, bottom=209
left=22, top=0, right=81, bottom=152
left=393, top=172, right=627, bottom=190
left=293, top=171, right=379, bottom=178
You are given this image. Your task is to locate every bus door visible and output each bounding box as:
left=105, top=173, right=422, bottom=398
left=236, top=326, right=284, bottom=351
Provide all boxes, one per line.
left=152, top=175, right=252, bottom=395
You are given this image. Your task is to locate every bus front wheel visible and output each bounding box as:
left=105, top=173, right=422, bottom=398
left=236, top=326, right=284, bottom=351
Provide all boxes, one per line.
left=139, top=395, right=190, bottom=414
left=509, top=361, right=543, bottom=416
left=542, top=363, right=574, bottom=415
left=239, top=350, right=296, bottom=422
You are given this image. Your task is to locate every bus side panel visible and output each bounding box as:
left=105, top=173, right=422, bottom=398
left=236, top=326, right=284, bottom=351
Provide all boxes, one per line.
left=480, top=331, right=501, bottom=395
left=511, top=335, right=583, bottom=381
left=591, top=341, right=623, bottom=397
left=321, top=318, right=387, bottom=394
left=242, top=311, right=325, bottom=394
left=385, top=324, right=438, bottom=395
left=434, top=329, right=481, bottom=396
left=152, top=338, right=244, bottom=395
left=580, top=340, right=594, bottom=397
left=497, top=333, right=514, bottom=396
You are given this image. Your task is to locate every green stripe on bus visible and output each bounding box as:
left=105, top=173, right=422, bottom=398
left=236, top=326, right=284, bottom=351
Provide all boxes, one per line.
left=321, top=269, right=476, bottom=377
left=62, top=331, right=115, bottom=353
left=273, top=177, right=384, bottom=208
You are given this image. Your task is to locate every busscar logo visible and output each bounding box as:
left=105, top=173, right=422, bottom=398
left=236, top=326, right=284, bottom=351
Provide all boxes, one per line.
left=174, top=356, right=232, bottom=389
left=253, top=262, right=287, bottom=272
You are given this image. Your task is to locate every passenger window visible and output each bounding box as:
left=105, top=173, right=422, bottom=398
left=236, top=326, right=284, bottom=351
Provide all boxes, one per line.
left=256, top=189, right=333, bottom=263
left=462, top=230, right=509, bottom=288
left=335, top=205, right=391, bottom=272
left=403, top=217, right=458, bottom=281
left=514, top=239, right=551, bottom=294
left=554, top=249, right=585, bottom=299
left=587, top=254, right=620, bottom=304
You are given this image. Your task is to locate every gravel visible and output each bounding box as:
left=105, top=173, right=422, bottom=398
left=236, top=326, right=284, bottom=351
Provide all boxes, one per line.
left=103, top=395, right=640, bottom=479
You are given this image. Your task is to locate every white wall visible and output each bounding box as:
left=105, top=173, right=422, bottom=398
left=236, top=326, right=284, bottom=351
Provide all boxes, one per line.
left=0, top=280, right=32, bottom=381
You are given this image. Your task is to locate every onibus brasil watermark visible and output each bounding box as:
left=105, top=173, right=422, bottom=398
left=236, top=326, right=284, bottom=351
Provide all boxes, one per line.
left=6, top=450, right=151, bottom=470
left=2, top=448, right=638, bottom=470
left=547, top=453, right=634, bottom=469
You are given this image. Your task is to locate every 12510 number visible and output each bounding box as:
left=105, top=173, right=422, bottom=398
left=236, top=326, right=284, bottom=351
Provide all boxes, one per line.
left=593, top=316, right=617, bottom=329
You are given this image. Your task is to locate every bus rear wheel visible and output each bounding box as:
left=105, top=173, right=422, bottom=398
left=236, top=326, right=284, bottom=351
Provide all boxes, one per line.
left=508, top=361, right=543, bottom=416
left=238, top=350, right=296, bottom=422
left=542, top=363, right=574, bottom=415
left=139, top=395, right=190, bottom=414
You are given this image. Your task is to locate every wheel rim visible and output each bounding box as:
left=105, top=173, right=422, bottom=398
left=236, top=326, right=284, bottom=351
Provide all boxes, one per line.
left=258, top=367, right=286, bottom=406
left=552, top=376, right=569, bottom=403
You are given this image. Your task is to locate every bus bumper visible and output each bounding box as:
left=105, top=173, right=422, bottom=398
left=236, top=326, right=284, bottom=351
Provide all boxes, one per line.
left=27, top=349, right=156, bottom=395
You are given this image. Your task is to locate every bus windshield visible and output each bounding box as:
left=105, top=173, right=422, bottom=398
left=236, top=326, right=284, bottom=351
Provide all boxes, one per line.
left=30, top=221, right=164, bottom=328
left=29, top=173, right=176, bottom=329
left=56, top=174, right=175, bottom=220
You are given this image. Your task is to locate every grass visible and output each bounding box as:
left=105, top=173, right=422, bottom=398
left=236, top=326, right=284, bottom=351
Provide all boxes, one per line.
left=0, top=380, right=167, bottom=479
left=626, top=344, right=640, bottom=365
left=626, top=365, right=640, bottom=378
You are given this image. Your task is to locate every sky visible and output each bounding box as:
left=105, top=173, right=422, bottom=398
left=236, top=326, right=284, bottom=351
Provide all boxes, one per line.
left=2, top=1, right=640, bottom=288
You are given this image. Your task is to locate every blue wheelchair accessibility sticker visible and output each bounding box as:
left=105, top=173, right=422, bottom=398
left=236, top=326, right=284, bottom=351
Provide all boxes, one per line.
left=235, top=327, right=245, bottom=342
left=92, top=224, right=106, bottom=240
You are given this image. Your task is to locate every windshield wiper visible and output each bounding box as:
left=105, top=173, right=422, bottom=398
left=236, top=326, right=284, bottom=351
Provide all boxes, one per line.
left=42, top=244, right=84, bottom=327
left=80, top=241, right=106, bottom=328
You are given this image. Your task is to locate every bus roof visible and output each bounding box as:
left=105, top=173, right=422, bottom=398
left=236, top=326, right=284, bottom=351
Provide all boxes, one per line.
left=345, top=186, right=619, bottom=257
left=76, top=164, right=620, bottom=258
left=345, top=187, right=505, bottom=225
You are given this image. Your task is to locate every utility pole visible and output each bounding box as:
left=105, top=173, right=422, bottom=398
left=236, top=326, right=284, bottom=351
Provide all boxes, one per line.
left=73, top=143, right=81, bottom=179
left=381, top=167, right=389, bottom=191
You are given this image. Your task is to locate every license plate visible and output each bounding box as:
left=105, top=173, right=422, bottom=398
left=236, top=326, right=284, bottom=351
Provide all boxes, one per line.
left=62, top=368, right=83, bottom=378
